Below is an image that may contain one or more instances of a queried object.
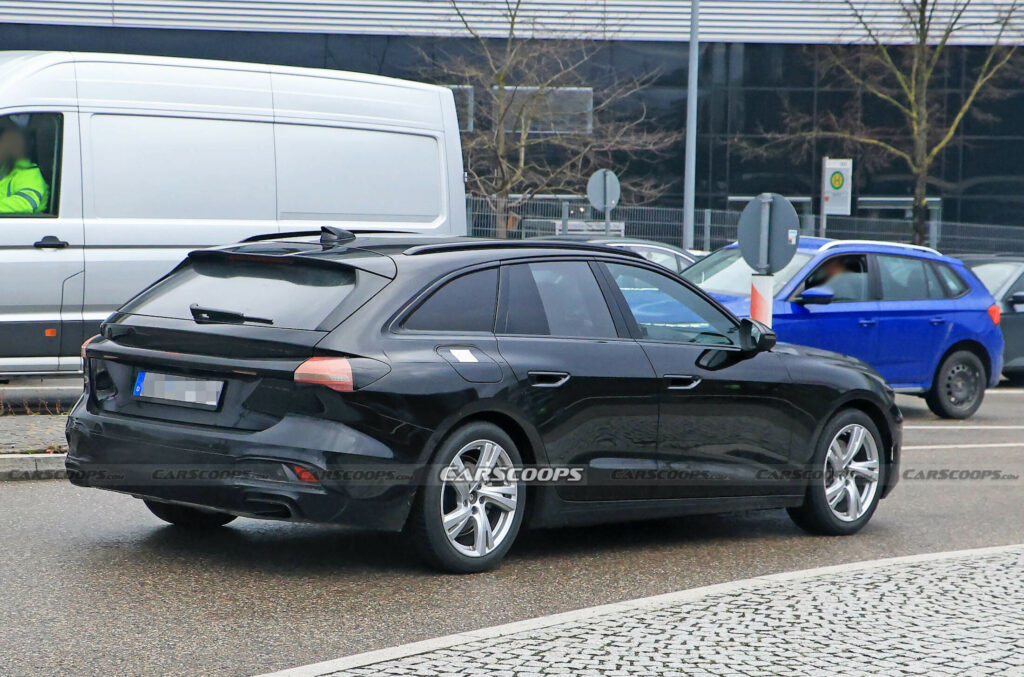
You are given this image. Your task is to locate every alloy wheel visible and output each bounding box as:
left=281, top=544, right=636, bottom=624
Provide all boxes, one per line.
left=823, top=423, right=880, bottom=522
left=439, top=440, right=519, bottom=558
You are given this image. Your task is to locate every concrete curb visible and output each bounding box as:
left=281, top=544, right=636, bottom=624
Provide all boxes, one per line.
left=0, top=453, right=67, bottom=481
left=254, top=543, right=1024, bottom=677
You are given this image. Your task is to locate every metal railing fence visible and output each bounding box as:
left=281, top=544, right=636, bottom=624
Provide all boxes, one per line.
left=466, top=195, right=1024, bottom=255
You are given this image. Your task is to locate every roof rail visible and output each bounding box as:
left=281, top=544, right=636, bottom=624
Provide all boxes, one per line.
left=403, top=239, right=646, bottom=259
left=818, top=239, right=941, bottom=255
left=241, top=228, right=421, bottom=245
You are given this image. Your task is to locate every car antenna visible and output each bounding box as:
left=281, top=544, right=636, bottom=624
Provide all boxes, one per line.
left=320, top=226, right=356, bottom=248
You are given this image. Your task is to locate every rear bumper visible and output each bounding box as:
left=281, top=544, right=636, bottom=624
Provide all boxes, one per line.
left=65, top=402, right=419, bottom=531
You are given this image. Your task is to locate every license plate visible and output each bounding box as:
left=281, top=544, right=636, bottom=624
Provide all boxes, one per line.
left=132, top=371, right=224, bottom=410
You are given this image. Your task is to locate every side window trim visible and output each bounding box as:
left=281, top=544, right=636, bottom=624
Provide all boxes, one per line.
left=396, top=264, right=500, bottom=335
left=590, top=259, right=640, bottom=339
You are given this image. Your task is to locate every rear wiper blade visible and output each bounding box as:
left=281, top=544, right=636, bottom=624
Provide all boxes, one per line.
left=189, top=304, right=274, bottom=326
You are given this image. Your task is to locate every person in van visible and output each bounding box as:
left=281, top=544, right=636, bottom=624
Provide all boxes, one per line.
left=0, top=123, right=49, bottom=214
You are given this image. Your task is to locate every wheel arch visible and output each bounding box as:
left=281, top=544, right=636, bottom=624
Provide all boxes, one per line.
left=931, top=340, right=992, bottom=389
left=812, top=394, right=897, bottom=483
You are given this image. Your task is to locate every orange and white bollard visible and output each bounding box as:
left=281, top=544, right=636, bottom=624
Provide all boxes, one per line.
left=751, top=274, right=774, bottom=328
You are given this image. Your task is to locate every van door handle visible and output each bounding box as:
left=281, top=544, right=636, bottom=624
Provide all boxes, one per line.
left=528, top=371, right=571, bottom=388
left=930, top=317, right=946, bottom=325
left=666, top=375, right=702, bottom=390
left=858, top=319, right=877, bottom=327
left=33, top=235, right=69, bottom=249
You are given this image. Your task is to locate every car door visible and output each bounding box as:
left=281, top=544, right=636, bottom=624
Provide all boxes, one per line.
left=0, top=111, right=85, bottom=374
left=598, top=260, right=800, bottom=499
left=999, top=269, right=1024, bottom=374
left=494, top=259, right=660, bottom=501
left=774, top=253, right=879, bottom=367
left=872, top=254, right=949, bottom=388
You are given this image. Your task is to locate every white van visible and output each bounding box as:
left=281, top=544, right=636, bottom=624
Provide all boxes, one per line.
left=0, top=51, right=466, bottom=375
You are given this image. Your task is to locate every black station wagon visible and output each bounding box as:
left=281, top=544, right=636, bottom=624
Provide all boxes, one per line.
left=68, top=230, right=901, bottom=572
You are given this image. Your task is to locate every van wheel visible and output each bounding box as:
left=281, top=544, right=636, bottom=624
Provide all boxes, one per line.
left=406, top=422, right=524, bottom=573
left=144, top=499, right=236, bottom=529
left=925, top=350, right=985, bottom=419
left=787, top=409, right=885, bottom=536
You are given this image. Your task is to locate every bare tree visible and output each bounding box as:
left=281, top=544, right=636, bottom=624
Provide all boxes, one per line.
left=424, top=0, right=681, bottom=218
left=752, top=0, right=1021, bottom=244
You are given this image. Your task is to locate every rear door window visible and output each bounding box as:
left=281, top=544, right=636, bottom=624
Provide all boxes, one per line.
left=121, top=257, right=369, bottom=330
left=878, top=255, right=935, bottom=301
left=500, top=261, right=617, bottom=339
left=404, top=268, right=497, bottom=332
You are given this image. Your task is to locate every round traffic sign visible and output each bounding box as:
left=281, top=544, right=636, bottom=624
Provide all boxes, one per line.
left=736, top=193, right=800, bottom=275
left=830, top=171, right=845, bottom=190
left=586, top=169, right=621, bottom=211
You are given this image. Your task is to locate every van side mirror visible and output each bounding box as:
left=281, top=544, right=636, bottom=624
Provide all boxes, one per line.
left=796, top=286, right=835, bottom=305
left=739, top=318, right=777, bottom=354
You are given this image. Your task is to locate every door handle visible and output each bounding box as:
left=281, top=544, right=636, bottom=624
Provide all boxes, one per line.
left=33, top=235, right=69, bottom=249
left=666, top=374, right=702, bottom=390
left=528, top=371, right=571, bottom=388
left=858, top=319, right=877, bottom=327
left=929, top=317, right=946, bottom=325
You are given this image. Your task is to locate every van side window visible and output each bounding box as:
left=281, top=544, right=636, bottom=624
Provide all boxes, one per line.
left=878, top=255, right=933, bottom=301
left=404, top=268, right=498, bottom=333
left=0, top=113, right=62, bottom=217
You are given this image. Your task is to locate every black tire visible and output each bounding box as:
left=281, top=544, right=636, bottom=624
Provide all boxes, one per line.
left=406, top=422, right=525, bottom=574
left=925, top=350, right=986, bottom=419
left=787, top=409, right=885, bottom=536
left=144, top=499, right=237, bottom=529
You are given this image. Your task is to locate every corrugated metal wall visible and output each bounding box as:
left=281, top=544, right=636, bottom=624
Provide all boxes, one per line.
left=0, top=0, right=1020, bottom=44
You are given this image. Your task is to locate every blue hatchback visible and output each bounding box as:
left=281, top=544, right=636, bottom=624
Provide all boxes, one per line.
left=683, top=238, right=1004, bottom=418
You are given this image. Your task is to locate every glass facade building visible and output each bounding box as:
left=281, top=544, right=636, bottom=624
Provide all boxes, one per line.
left=2, top=21, right=1021, bottom=226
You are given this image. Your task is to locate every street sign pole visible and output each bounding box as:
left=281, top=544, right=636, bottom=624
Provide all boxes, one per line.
left=754, top=193, right=773, bottom=326
left=604, top=170, right=611, bottom=236
left=819, top=156, right=829, bottom=238
left=682, top=0, right=700, bottom=250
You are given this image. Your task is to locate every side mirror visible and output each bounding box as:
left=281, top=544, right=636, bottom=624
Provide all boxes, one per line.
left=1010, top=291, right=1024, bottom=310
left=796, top=286, right=835, bottom=305
left=739, top=318, right=777, bottom=354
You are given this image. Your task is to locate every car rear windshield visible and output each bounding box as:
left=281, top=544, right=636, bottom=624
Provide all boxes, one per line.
left=121, top=257, right=364, bottom=331
left=682, top=248, right=812, bottom=297
left=968, top=261, right=1023, bottom=295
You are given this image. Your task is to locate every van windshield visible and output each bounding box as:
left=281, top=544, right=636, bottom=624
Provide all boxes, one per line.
left=121, top=258, right=364, bottom=331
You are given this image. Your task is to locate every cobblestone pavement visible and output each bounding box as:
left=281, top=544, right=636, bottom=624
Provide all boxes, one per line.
left=327, top=548, right=1024, bottom=677
left=0, top=414, right=67, bottom=452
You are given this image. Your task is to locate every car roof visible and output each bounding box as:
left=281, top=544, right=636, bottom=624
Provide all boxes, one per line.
left=207, top=232, right=646, bottom=274
left=724, top=236, right=950, bottom=261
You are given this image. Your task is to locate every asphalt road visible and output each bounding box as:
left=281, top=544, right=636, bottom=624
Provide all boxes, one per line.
left=2, top=390, right=1023, bottom=677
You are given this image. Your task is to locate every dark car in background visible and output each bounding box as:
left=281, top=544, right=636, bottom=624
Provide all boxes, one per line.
left=962, top=255, right=1024, bottom=384
left=67, top=231, right=901, bottom=573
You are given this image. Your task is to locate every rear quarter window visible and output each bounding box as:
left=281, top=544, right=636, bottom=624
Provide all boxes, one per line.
left=934, top=262, right=970, bottom=298
left=403, top=268, right=498, bottom=333
left=121, top=257, right=373, bottom=330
